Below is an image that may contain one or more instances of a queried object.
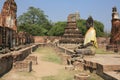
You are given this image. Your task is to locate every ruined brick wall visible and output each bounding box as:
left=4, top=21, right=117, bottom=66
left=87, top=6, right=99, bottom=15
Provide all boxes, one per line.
left=0, top=54, right=13, bottom=76
left=97, top=37, right=110, bottom=48
left=34, top=36, right=61, bottom=43
left=13, top=61, right=31, bottom=72
left=0, top=44, right=40, bottom=76
left=97, top=37, right=109, bottom=44
left=12, top=46, right=32, bottom=62
left=34, top=36, right=46, bottom=43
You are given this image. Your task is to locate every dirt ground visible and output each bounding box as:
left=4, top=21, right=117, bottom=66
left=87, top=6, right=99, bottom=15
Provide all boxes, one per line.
left=0, top=46, right=104, bottom=80
left=0, top=50, right=64, bottom=80
left=32, top=52, right=64, bottom=77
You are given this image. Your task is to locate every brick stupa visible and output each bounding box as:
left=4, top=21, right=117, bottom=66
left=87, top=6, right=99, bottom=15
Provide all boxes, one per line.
left=59, top=13, right=83, bottom=44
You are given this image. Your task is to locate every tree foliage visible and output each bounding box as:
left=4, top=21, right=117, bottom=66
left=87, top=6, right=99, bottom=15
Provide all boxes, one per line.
left=17, top=6, right=104, bottom=37
left=77, top=19, right=87, bottom=35
left=77, top=19, right=105, bottom=37
left=17, top=6, right=52, bottom=36
left=94, top=20, right=104, bottom=37
left=47, top=22, right=67, bottom=36
left=47, top=19, right=104, bottom=37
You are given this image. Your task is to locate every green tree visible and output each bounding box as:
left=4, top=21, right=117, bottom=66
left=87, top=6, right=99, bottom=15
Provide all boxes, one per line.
left=77, top=19, right=87, bottom=35
left=77, top=19, right=105, bottom=37
left=17, top=7, right=104, bottom=37
left=17, top=6, right=52, bottom=36
left=47, top=22, right=67, bottom=36
left=94, top=20, right=104, bottom=37
left=48, top=20, right=104, bottom=37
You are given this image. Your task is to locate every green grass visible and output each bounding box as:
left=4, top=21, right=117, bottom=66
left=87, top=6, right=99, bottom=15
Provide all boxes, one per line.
left=95, top=48, right=114, bottom=54
left=18, top=72, right=33, bottom=76
left=89, top=73, right=104, bottom=80
left=42, top=69, right=104, bottom=80
left=36, top=46, right=104, bottom=80
left=42, top=52, right=62, bottom=64
left=35, top=47, right=62, bottom=64
left=35, top=47, right=54, bottom=54
left=42, top=69, right=79, bottom=80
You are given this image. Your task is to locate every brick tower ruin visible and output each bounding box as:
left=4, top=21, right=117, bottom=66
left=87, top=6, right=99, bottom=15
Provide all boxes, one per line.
left=106, top=7, right=120, bottom=52
left=59, top=13, right=83, bottom=44
left=0, top=0, right=17, bottom=50
left=110, top=7, right=120, bottom=44
left=0, top=0, right=17, bottom=31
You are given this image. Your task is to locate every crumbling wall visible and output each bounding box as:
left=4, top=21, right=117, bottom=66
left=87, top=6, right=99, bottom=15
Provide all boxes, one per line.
left=13, top=61, right=32, bottom=72
left=0, top=44, right=40, bottom=77
left=0, top=53, right=13, bottom=76
left=34, top=36, right=60, bottom=43
left=13, top=55, right=37, bottom=72
left=12, top=47, right=32, bottom=62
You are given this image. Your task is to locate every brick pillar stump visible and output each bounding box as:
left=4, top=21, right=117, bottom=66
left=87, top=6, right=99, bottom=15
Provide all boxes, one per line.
left=74, top=73, right=90, bottom=80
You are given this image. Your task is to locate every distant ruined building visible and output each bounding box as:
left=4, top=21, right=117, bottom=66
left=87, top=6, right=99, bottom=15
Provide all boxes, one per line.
left=0, top=0, right=17, bottom=31
left=59, top=13, right=83, bottom=44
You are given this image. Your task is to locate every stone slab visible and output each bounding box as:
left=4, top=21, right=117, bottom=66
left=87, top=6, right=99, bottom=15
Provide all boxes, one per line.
left=103, top=71, right=120, bottom=80
left=84, top=54, right=120, bottom=79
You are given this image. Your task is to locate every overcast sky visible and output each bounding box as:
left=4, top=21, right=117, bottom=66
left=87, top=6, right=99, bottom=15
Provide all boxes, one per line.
left=0, top=0, right=120, bottom=32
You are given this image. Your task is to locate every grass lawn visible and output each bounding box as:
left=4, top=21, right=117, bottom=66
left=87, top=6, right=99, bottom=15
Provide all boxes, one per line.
left=95, top=48, right=114, bottom=54
left=36, top=46, right=62, bottom=64
left=42, top=69, right=104, bottom=80
left=42, top=69, right=78, bottom=80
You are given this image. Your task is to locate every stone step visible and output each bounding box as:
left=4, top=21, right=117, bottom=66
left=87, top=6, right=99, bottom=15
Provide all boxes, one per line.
left=103, top=71, right=120, bottom=80
left=83, top=54, right=120, bottom=79
left=97, top=64, right=120, bottom=72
